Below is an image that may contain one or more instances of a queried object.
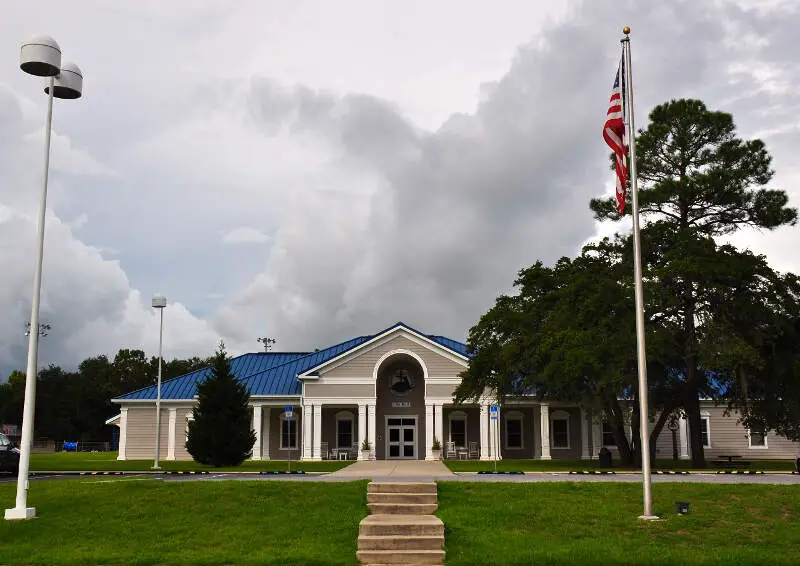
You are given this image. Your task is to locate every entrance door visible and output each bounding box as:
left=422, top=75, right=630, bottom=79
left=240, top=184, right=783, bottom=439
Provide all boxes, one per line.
left=386, top=417, right=416, bottom=459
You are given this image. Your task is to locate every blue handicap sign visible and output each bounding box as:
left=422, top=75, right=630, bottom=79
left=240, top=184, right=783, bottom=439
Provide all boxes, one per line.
left=284, top=406, right=293, bottom=418
left=490, top=405, right=499, bottom=420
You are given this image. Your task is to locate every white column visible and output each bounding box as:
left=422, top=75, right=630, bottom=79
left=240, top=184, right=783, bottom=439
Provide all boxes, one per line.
left=358, top=404, right=367, bottom=460
left=252, top=405, right=262, bottom=461
left=425, top=404, right=435, bottom=460
left=494, top=405, right=503, bottom=460
left=367, top=403, right=377, bottom=460
left=591, top=414, right=602, bottom=460
left=262, top=407, right=271, bottom=460
left=580, top=407, right=589, bottom=460
left=479, top=404, right=490, bottom=460
left=434, top=403, right=444, bottom=450
left=167, top=407, right=177, bottom=460
left=679, top=414, right=690, bottom=460
left=540, top=403, right=551, bottom=460
left=302, top=404, right=313, bottom=460
left=117, top=407, right=128, bottom=460
left=312, top=404, right=322, bottom=461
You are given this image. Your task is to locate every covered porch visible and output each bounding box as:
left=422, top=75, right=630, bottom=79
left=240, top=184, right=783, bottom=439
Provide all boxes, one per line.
left=432, top=402, right=598, bottom=461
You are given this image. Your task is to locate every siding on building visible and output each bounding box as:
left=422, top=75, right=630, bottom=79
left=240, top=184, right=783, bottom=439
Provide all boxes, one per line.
left=548, top=407, right=582, bottom=460
left=654, top=418, right=678, bottom=459
left=124, top=407, right=169, bottom=460
left=304, top=383, right=375, bottom=398
left=426, top=383, right=458, bottom=399
left=500, top=406, right=536, bottom=460
left=704, top=406, right=799, bottom=459
left=442, top=407, right=480, bottom=454
left=320, top=406, right=361, bottom=457
left=591, top=403, right=800, bottom=461
left=533, top=405, right=543, bottom=458
left=267, top=406, right=303, bottom=461
left=596, top=411, right=684, bottom=461
left=322, top=334, right=466, bottom=378
left=375, top=356, right=427, bottom=460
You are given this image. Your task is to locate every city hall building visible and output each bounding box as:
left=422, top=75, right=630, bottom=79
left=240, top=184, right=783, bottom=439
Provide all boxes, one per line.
left=109, top=322, right=799, bottom=462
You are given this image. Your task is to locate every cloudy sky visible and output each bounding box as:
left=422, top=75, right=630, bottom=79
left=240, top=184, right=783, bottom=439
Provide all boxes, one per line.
left=1, top=0, right=798, bottom=377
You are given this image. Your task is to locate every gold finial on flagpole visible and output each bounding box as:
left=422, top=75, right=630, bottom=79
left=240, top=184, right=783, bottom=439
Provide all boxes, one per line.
left=623, top=26, right=631, bottom=35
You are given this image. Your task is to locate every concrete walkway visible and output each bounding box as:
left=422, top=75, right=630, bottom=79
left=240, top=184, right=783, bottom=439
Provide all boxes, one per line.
left=328, top=460, right=455, bottom=479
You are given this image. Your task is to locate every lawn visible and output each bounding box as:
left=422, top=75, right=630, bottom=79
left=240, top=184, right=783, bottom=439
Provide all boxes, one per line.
left=0, top=479, right=367, bottom=565
left=443, top=458, right=797, bottom=472
left=437, top=482, right=800, bottom=565
left=29, top=451, right=351, bottom=473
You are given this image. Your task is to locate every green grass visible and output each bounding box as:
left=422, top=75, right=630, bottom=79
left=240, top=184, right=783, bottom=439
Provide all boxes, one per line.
left=30, top=452, right=351, bottom=472
left=438, top=482, right=800, bottom=565
left=0, top=479, right=367, bottom=565
left=443, top=458, right=797, bottom=472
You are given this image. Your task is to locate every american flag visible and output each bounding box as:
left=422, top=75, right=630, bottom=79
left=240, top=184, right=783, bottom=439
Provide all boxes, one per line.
left=603, top=56, right=626, bottom=214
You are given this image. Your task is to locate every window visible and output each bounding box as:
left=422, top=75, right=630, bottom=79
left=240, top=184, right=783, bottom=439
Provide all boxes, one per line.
left=449, top=412, right=467, bottom=448
left=505, top=411, right=524, bottom=449
left=551, top=410, right=570, bottom=449
left=281, top=418, right=297, bottom=450
left=335, top=411, right=354, bottom=449
left=602, top=421, right=616, bottom=446
left=748, top=427, right=767, bottom=448
left=700, top=413, right=711, bottom=448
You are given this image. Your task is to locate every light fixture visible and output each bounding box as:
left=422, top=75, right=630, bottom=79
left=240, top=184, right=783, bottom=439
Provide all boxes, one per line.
left=151, top=295, right=167, bottom=470
left=6, top=35, right=84, bottom=522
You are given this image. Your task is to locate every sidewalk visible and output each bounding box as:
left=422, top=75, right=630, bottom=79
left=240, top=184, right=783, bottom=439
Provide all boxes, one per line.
left=328, top=460, right=455, bottom=479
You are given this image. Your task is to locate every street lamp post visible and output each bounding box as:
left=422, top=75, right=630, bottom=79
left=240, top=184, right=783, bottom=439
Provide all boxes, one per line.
left=668, top=416, right=679, bottom=462
left=5, top=36, right=83, bottom=522
left=152, top=295, right=167, bottom=470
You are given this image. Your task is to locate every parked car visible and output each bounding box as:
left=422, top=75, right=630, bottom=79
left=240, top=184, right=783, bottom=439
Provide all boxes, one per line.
left=0, top=433, right=20, bottom=476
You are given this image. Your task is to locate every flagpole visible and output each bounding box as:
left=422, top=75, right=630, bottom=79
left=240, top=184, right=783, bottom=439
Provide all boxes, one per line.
left=621, top=26, right=657, bottom=520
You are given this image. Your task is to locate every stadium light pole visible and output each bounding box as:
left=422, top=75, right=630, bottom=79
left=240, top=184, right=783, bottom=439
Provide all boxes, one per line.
left=5, top=35, right=83, bottom=522
left=151, top=295, right=167, bottom=470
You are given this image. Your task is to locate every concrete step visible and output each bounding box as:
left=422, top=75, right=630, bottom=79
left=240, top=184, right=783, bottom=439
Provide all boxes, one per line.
left=367, top=492, right=437, bottom=505
left=368, top=503, right=438, bottom=515
left=368, top=482, right=437, bottom=494
left=356, top=550, right=445, bottom=565
left=358, top=535, right=444, bottom=551
left=359, top=514, right=444, bottom=537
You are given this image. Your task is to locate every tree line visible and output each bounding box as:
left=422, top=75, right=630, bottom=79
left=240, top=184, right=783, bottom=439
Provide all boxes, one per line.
left=456, top=99, right=800, bottom=468
left=0, top=349, right=213, bottom=442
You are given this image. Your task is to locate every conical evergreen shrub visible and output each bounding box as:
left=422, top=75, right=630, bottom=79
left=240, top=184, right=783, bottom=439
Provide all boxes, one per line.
left=186, top=342, right=256, bottom=466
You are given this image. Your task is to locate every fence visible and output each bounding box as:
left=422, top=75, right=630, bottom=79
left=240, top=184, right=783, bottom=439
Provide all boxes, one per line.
left=57, top=441, right=112, bottom=452
left=11, top=439, right=117, bottom=453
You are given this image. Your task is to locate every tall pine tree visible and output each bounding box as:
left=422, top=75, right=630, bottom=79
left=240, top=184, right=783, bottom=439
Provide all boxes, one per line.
left=591, top=98, right=797, bottom=467
left=186, top=342, right=255, bottom=466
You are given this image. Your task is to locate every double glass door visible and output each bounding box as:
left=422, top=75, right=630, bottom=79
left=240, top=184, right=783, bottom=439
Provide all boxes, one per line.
left=387, top=417, right=416, bottom=459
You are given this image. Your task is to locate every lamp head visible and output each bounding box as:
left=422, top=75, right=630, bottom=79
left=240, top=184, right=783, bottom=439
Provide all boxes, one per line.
left=152, top=295, right=167, bottom=309
left=20, top=35, right=62, bottom=77
left=44, top=62, right=83, bottom=99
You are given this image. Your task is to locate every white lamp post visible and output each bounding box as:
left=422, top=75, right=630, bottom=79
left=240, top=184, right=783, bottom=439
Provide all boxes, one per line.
left=5, top=36, right=83, bottom=522
left=151, top=295, right=167, bottom=470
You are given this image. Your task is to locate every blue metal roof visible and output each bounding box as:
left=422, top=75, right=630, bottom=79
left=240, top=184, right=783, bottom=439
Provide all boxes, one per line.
left=238, top=335, right=373, bottom=396
left=116, top=352, right=309, bottom=400
left=114, top=322, right=469, bottom=401
left=426, top=335, right=471, bottom=357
